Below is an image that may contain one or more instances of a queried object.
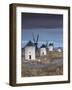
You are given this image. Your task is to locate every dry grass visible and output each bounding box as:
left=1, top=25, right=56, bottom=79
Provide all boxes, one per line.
left=21, top=51, right=63, bottom=77
left=22, top=65, right=63, bottom=77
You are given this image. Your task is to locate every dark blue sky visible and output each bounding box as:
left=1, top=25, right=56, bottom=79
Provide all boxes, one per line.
left=21, top=13, right=63, bottom=48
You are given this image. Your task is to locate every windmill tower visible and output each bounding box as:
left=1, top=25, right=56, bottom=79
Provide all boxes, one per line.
left=32, top=33, right=39, bottom=57
left=48, top=41, right=54, bottom=51
left=40, top=44, right=47, bottom=56
left=24, top=40, right=35, bottom=60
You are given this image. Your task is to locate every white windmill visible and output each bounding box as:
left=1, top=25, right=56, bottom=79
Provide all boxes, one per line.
left=48, top=41, right=54, bottom=51
left=24, top=40, right=36, bottom=60
left=40, top=44, right=47, bottom=56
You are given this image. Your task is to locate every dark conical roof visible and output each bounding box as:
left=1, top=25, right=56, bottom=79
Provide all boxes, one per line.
left=25, top=40, right=35, bottom=47
left=40, top=44, right=46, bottom=48
left=49, top=43, right=53, bottom=46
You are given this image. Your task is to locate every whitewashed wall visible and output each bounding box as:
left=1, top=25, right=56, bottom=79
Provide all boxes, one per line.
left=25, top=46, right=35, bottom=60
left=49, top=46, right=53, bottom=51
left=40, top=48, right=47, bottom=56
left=57, top=49, right=62, bottom=52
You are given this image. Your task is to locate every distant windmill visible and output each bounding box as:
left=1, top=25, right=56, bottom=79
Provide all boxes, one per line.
left=32, top=32, right=39, bottom=49
left=48, top=41, right=54, bottom=51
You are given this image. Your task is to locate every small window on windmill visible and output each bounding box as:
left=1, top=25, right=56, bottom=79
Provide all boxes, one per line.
left=29, top=52, right=31, bottom=54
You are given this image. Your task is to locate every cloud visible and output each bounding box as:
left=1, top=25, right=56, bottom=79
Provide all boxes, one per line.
left=22, top=13, right=63, bottom=29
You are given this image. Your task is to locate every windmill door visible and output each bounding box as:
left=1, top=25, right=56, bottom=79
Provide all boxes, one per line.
left=29, top=55, right=31, bottom=60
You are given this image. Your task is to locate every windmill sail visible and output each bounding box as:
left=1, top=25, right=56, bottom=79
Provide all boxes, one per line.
left=32, top=32, right=35, bottom=43
left=46, top=40, right=48, bottom=48
left=36, top=34, right=39, bottom=44
left=32, top=33, right=39, bottom=48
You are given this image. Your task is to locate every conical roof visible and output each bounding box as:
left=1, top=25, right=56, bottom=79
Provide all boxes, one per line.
left=40, top=44, right=46, bottom=48
left=25, top=40, right=35, bottom=47
left=49, top=43, right=53, bottom=46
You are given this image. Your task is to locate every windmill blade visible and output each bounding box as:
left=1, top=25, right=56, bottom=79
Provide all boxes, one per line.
left=46, top=40, right=48, bottom=47
left=32, top=32, right=35, bottom=43
left=36, top=34, right=39, bottom=43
